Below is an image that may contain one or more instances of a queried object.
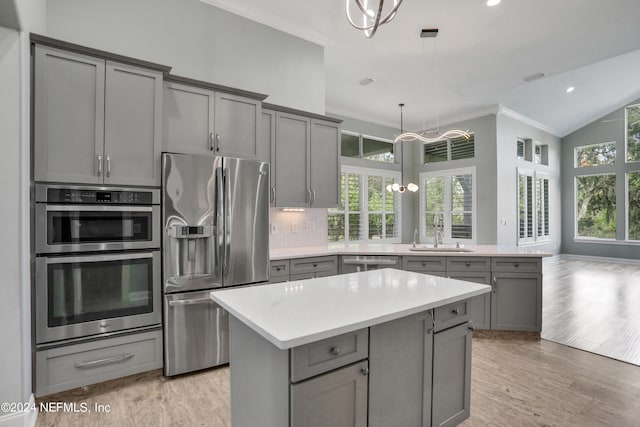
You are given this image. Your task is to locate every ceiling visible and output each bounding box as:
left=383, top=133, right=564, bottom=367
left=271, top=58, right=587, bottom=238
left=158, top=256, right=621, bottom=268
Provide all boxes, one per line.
left=202, top=0, right=640, bottom=137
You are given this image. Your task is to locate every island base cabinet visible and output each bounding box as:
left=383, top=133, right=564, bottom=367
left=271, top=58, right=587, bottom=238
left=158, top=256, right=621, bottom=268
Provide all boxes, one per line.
left=369, top=312, right=433, bottom=427
left=447, top=272, right=491, bottom=330
left=291, top=361, right=369, bottom=427
left=432, top=322, right=472, bottom=427
left=491, top=273, right=542, bottom=331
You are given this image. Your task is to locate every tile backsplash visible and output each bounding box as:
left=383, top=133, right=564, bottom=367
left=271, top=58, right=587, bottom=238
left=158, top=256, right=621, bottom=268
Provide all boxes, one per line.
left=269, top=208, right=328, bottom=250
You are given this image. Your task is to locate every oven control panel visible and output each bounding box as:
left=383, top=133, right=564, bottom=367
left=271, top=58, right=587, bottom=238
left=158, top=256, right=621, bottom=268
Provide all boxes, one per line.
left=45, top=188, right=155, bottom=204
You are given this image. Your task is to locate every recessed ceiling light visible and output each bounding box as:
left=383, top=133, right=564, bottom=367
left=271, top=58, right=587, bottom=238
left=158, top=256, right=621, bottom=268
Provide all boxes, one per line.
left=359, top=77, right=376, bottom=86
left=487, top=0, right=501, bottom=6
left=566, top=86, right=575, bottom=93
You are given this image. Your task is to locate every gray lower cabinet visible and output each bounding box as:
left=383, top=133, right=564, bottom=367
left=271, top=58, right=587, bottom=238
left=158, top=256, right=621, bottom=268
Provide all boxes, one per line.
left=290, top=256, right=339, bottom=279
left=163, top=81, right=264, bottom=160
left=402, top=256, right=447, bottom=277
left=369, top=311, right=433, bottom=427
left=35, top=329, right=163, bottom=397
left=491, top=272, right=542, bottom=331
left=291, top=361, right=369, bottom=427
left=269, top=259, right=290, bottom=284
left=34, top=45, right=162, bottom=186
left=432, top=322, right=472, bottom=427
left=446, top=257, right=492, bottom=330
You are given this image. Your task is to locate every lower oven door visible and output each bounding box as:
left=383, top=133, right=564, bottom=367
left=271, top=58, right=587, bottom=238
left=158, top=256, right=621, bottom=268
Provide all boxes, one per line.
left=164, top=290, right=229, bottom=376
left=35, top=251, right=161, bottom=344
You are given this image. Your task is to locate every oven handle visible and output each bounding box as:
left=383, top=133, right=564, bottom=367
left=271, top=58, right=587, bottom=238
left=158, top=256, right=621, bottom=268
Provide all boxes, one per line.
left=44, top=251, right=157, bottom=264
left=74, top=352, right=134, bottom=370
left=44, top=205, right=154, bottom=212
left=168, top=298, right=214, bottom=307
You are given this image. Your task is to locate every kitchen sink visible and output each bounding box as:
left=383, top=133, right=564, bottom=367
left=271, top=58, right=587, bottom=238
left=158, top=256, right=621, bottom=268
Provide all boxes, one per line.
left=408, top=246, right=474, bottom=253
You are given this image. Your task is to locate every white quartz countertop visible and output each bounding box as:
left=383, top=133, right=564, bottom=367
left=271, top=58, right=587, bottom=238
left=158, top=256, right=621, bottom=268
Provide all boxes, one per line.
left=270, top=243, right=552, bottom=260
left=211, top=269, right=491, bottom=350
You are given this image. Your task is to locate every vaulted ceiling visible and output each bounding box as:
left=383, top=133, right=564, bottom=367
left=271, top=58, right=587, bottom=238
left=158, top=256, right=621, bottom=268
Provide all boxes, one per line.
left=203, top=0, right=640, bottom=136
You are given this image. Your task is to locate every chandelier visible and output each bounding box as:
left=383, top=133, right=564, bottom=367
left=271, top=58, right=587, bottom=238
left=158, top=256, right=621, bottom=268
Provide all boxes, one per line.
left=394, top=29, right=471, bottom=143
left=387, top=104, right=418, bottom=193
left=345, top=0, right=404, bottom=38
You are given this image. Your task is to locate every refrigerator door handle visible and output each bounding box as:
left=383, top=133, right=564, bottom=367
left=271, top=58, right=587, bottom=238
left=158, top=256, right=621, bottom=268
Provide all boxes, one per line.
left=224, top=167, right=231, bottom=276
left=215, top=166, right=224, bottom=279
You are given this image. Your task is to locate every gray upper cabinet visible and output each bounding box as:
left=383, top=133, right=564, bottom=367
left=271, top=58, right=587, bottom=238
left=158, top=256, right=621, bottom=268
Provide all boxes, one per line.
left=163, top=81, right=264, bottom=161
left=34, top=46, right=105, bottom=184
left=262, top=109, right=276, bottom=204
left=34, top=45, right=162, bottom=186
left=269, top=105, right=341, bottom=208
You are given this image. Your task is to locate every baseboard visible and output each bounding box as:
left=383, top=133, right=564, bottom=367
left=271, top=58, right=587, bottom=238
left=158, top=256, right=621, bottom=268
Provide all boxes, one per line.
left=557, top=253, right=640, bottom=265
left=0, top=394, right=37, bottom=427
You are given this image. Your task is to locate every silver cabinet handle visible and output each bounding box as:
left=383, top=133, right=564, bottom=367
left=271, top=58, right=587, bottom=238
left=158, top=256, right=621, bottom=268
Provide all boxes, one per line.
left=330, top=346, right=340, bottom=356
left=97, top=155, right=103, bottom=176
left=426, top=311, right=435, bottom=334
left=451, top=308, right=460, bottom=315
left=215, top=167, right=224, bottom=278
left=209, top=133, right=215, bottom=151
left=360, top=367, right=369, bottom=376
left=75, top=352, right=134, bottom=369
left=468, top=323, right=475, bottom=331
left=271, top=187, right=276, bottom=203
left=168, top=298, right=214, bottom=306
left=492, top=277, right=497, bottom=293
left=311, top=189, right=316, bottom=204
left=215, top=133, right=221, bottom=152
left=305, top=189, right=310, bottom=203
left=106, top=155, right=111, bottom=177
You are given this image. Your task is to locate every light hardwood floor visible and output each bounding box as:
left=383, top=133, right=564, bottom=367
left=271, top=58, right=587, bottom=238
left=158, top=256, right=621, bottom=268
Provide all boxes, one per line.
left=542, top=256, right=640, bottom=366
left=36, top=337, right=640, bottom=427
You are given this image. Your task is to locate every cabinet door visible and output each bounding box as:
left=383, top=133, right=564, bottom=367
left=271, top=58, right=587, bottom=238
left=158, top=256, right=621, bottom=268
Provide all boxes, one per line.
left=291, top=361, right=368, bottom=427
left=262, top=109, right=276, bottom=204
left=448, top=272, right=491, bottom=330
left=369, top=311, right=433, bottom=427
left=214, top=92, right=262, bottom=160
left=309, top=119, right=340, bottom=208
left=104, top=62, right=162, bottom=186
left=274, top=112, right=309, bottom=207
left=163, top=82, right=215, bottom=155
left=432, top=322, right=472, bottom=427
left=491, top=273, right=542, bottom=331
left=34, top=46, right=105, bottom=184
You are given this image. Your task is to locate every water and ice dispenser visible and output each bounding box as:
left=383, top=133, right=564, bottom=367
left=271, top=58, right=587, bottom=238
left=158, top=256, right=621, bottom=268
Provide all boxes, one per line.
left=165, top=224, right=216, bottom=280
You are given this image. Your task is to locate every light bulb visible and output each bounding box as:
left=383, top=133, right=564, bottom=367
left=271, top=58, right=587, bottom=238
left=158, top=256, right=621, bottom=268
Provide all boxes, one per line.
left=386, top=184, right=393, bottom=192
left=407, top=183, right=419, bottom=192
left=391, top=183, right=400, bottom=191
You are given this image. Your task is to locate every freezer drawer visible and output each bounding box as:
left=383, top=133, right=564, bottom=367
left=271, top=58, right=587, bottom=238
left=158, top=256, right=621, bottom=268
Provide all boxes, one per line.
left=164, top=290, right=229, bottom=376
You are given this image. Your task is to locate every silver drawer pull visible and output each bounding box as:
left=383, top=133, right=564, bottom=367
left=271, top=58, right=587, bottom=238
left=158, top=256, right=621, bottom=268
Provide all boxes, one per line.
left=330, top=346, right=340, bottom=356
left=360, top=367, right=369, bottom=376
left=465, top=261, right=471, bottom=267
left=451, top=308, right=460, bottom=315
left=169, top=298, right=214, bottom=306
left=514, top=263, right=520, bottom=267
left=74, top=352, right=134, bottom=370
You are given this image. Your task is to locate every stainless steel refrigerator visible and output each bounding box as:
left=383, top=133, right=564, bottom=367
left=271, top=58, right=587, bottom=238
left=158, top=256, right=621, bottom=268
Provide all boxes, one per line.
left=162, top=153, right=269, bottom=376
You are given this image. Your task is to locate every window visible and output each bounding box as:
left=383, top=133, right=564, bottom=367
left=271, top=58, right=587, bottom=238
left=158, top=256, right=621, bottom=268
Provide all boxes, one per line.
left=518, top=170, right=550, bottom=243
left=517, top=139, right=526, bottom=161
left=576, top=174, right=616, bottom=239
left=419, top=167, right=476, bottom=243
left=340, top=132, right=395, bottom=163
left=627, top=172, right=640, bottom=240
left=575, top=142, right=616, bottom=167
left=328, top=167, right=400, bottom=242
left=626, top=104, right=640, bottom=162
left=423, top=134, right=475, bottom=164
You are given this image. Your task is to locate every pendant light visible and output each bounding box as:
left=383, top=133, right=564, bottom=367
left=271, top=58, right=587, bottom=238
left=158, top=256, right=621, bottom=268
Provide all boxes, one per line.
left=386, top=104, right=418, bottom=193
left=345, top=0, right=403, bottom=38
left=394, top=29, right=471, bottom=144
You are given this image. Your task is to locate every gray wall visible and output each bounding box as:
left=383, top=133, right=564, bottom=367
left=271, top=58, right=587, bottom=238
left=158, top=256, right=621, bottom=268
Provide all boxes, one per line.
left=46, top=0, right=325, bottom=114
left=561, top=99, right=640, bottom=259
left=496, top=114, right=562, bottom=254
left=413, top=115, right=498, bottom=245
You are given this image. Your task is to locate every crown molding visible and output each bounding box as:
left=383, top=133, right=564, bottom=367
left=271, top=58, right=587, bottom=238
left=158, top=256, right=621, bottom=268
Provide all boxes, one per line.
left=497, top=106, right=560, bottom=137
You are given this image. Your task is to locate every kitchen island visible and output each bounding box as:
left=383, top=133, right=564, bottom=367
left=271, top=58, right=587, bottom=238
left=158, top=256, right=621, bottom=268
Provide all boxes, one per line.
left=211, top=269, right=491, bottom=427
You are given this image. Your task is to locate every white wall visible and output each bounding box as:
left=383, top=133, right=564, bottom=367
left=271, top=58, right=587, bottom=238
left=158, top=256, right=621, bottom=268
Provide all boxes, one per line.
left=46, top=0, right=325, bottom=114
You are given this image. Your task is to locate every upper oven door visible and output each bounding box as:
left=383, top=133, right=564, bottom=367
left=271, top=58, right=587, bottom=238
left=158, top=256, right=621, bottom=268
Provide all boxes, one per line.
left=35, top=204, right=160, bottom=253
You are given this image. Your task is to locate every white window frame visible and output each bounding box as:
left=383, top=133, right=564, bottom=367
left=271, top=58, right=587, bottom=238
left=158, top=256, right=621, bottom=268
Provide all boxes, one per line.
left=422, top=133, right=475, bottom=164
left=341, top=131, right=396, bottom=164
left=419, top=167, right=476, bottom=244
left=574, top=172, right=617, bottom=242
left=517, top=168, right=550, bottom=244
left=329, top=165, right=401, bottom=243
left=625, top=103, right=640, bottom=164
left=573, top=141, right=616, bottom=168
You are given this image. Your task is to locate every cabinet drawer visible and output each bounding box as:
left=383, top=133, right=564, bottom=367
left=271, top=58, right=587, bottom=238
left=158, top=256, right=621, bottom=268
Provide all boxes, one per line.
left=270, top=259, right=290, bottom=279
left=434, top=299, right=471, bottom=332
left=290, top=256, right=338, bottom=276
left=447, top=257, right=490, bottom=272
left=291, top=328, right=368, bottom=382
left=35, top=329, right=162, bottom=396
left=402, top=256, right=447, bottom=272
left=491, top=257, right=541, bottom=273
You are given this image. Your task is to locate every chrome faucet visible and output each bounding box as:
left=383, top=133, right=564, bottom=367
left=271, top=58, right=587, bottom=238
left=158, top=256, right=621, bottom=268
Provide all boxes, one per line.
left=412, top=228, right=418, bottom=248
left=433, top=213, right=443, bottom=248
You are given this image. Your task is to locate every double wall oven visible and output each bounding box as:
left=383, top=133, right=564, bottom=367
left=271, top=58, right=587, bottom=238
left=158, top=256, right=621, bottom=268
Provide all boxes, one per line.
left=34, top=185, right=161, bottom=347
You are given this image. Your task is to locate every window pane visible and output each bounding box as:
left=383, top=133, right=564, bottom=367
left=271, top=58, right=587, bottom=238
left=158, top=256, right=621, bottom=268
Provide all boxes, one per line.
left=451, top=135, right=475, bottom=160
left=576, top=175, right=616, bottom=239
left=348, top=214, right=361, bottom=240
left=628, top=172, right=640, bottom=240
left=451, top=213, right=472, bottom=239
left=362, top=138, right=394, bottom=163
left=627, top=105, right=640, bottom=162
left=327, top=214, right=344, bottom=242
left=451, top=174, right=473, bottom=240
left=385, top=178, right=395, bottom=211
left=329, top=173, right=345, bottom=213
left=517, top=140, right=525, bottom=161
left=347, top=174, right=361, bottom=211
left=519, top=175, right=526, bottom=238
left=369, top=214, right=383, bottom=239
left=385, top=214, right=397, bottom=238
left=537, top=178, right=543, bottom=236
left=575, top=143, right=616, bottom=167
left=368, top=176, right=383, bottom=211
left=425, top=177, right=445, bottom=212
left=527, top=176, right=533, bottom=238
left=341, top=133, right=359, bottom=158
left=424, top=141, right=448, bottom=163
left=534, top=144, right=542, bottom=164
left=544, top=179, right=549, bottom=236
